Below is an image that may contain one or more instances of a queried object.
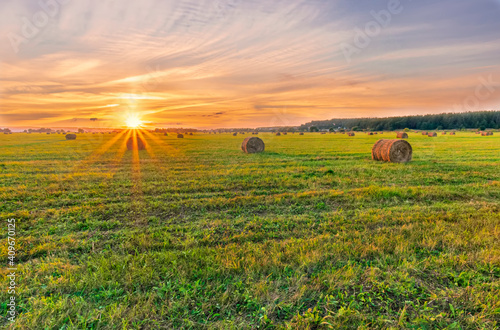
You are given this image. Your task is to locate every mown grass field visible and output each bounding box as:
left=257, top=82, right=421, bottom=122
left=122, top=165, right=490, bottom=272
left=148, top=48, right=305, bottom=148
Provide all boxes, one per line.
left=1, top=131, right=499, bottom=329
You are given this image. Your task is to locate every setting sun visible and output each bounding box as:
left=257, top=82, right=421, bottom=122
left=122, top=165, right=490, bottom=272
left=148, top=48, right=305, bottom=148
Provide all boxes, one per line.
left=125, top=115, right=143, bottom=128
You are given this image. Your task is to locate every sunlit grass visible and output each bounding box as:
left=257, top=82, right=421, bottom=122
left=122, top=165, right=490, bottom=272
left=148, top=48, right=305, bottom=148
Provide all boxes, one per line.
left=0, top=131, right=499, bottom=328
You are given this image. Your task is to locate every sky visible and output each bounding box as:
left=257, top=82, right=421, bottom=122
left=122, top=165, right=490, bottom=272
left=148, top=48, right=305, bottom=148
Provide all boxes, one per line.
left=1, top=0, right=500, bottom=129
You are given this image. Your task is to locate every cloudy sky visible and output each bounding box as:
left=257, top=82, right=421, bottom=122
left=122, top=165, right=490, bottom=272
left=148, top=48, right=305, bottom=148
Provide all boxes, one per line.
left=1, top=0, right=500, bottom=129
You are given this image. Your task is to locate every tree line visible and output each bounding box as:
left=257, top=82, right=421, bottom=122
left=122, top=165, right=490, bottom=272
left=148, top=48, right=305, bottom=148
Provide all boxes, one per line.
left=298, top=111, right=500, bottom=131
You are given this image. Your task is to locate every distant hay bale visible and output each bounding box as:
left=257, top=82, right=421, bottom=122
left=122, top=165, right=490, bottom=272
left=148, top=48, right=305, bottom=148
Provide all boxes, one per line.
left=177, top=134, right=184, bottom=138
left=299, top=132, right=304, bottom=135
left=347, top=132, right=355, bottom=136
left=397, top=132, right=408, bottom=139
left=321, top=132, right=326, bottom=135
left=449, top=132, right=456, bottom=135
left=241, top=137, right=265, bottom=153
left=276, top=132, right=281, bottom=136
left=189, top=132, right=193, bottom=136
left=233, top=132, right=238, bottom=136
left=428, top=132, right=437, bottom=137
left=65, top=134, right=77, bottom=140
left=283, top=132, right=287, bottom=135
left=126, top=137, right=145, bottom=150
left=487, top=132, right=493, bottom=136
left=372, top=139, right=412, bottom=163
left=368, top=132, right=374, bottom=135
left=164, top=133, right=168, bottom=136
left=442, top=132, right=447, bottom=135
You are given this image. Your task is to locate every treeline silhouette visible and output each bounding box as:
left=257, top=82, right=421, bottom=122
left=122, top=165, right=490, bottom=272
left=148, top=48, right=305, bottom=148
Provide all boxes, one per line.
left=298, top=111, right=500, bottom=131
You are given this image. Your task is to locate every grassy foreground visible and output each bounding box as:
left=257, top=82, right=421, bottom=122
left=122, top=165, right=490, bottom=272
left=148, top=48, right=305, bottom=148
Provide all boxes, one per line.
left=1, top=131, right=499, bottom=329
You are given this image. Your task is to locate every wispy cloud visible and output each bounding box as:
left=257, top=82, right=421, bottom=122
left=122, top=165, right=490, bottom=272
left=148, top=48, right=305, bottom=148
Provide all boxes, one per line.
left=1, top=0, right=500, bottom=128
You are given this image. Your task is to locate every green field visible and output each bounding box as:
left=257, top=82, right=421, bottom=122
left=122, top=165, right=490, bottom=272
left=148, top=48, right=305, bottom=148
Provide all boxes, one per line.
left=1, top=131, right=499, bottom=329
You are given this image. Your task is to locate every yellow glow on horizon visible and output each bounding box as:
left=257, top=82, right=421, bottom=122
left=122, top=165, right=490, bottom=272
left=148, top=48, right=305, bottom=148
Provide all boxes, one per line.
left=125, top=114, right=143, bottom=128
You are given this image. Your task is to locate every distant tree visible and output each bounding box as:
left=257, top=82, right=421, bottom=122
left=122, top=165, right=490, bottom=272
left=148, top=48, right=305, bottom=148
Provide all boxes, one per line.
left=309, top=126, right=319, bottom=132
left=436, top=126, right=443, bottom=131
left=404, top=128, right=410, bottom=132
left=351, top=126, right=360, bottom=131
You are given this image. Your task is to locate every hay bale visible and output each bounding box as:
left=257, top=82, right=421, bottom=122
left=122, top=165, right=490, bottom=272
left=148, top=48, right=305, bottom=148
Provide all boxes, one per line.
left=177, top=134, right=184, bottom=138
left=368, top=132, right=374, bottom=135
left=422, top=132, right=428, bottom=135
left=276, top=132, right=281, bottom=136
left=126, top=137, right=145, bottom=150
left=347, top=132, right=355, bottom=136
left=372, top=139, right=412, bottom=163
left=449, top=132, right=456, bottom=135
left=397, top=132, right=408, bottom=139
left=299, top=132, right=304, bottom=135
left=233, top=132, right=238, bottom=136
left=442, top=132, right=447, bottom=135
left=283, top=132, right=287, bottom=135
left=428, top=132, right=437, bottom=137
left=488, top=132, right=493, bottom=136
left=241, top=137, right=265, bottom=153
left=164, top=133, right=168, bottom=136
left=189, top=132, right=193, bottom=136
left=65, top=134, right=77, bottom=140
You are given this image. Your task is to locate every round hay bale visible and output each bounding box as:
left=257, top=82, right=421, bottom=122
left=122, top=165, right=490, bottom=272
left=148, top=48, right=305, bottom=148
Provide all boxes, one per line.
left=299, top=132, right=304, bottom=135
left=422, top=132, right=428, bottom=135
left=189, top=132, right=193, bottom=136
left=442, top=132, right=447, bottom=135
left=276, top=132, right=281, bottom=136
left=396, top=132, right=408, bottom=139
left=371, top=139, right=412, bottom=163
left=449, top=132, right=456, bottom=135
left=428, top=132, right=437, bottom=137
left=233, top=132, right=238, bottom=136
left=126, top=137, right=145, bottom=150
left=283, top=132, right=287, bottom=135
left=241, top=137, right=265, bottom=153
left=368, top=132, right=374, bottom=135
left=488, top=132, right=493, bottom=136
left=65, top=134, right=77, bottom=140
left=177, top=134, right=184, bottom=138
left=164, top=133, right=168, bottom=136
left=348, top=132, right=355, bottom=136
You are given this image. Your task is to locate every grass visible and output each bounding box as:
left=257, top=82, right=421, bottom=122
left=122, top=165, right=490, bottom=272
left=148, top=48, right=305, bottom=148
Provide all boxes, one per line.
left=0, top=131, right=499, bottom=329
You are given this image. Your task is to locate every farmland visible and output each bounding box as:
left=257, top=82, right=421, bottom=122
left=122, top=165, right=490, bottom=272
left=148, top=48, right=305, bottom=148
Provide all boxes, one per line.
left=1, top=131, right=499, bottom=329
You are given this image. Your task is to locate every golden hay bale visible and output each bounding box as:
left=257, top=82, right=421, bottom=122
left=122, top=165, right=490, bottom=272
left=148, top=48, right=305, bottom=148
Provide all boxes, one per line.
left=372, top=139, right=412, bottom=163
left=397, top=132, right=408, bottom=139
left=428, top=132, right=437, bottom=137
left=347, top=132, right=355, bottom=136
left=422, top=132, right=428, bottom=135
left=276, top=132, right=281, bottom=136
left=127, top=137, right=145, bottom=150
left=449, top=132, right=456, bottom=135
left=65, top=134, right=77, bottom=140
left=164, top=133, right=168, bottom=136
left=299, top=132, right=304, bottom=135
left=241, top=137, right=265, bottom=153
left=177, top=134, right=184, bottom=138
left=368, top=132, right=374, bottom=135
left=488, top=132, right=493, bottom=136
left=233, top=132, right=238, bottom=136
left=283, top=132, right=287, bottom=135
left=442, top=132, right=447, bottom=135
left=189, top=132, right=193, bottom=136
